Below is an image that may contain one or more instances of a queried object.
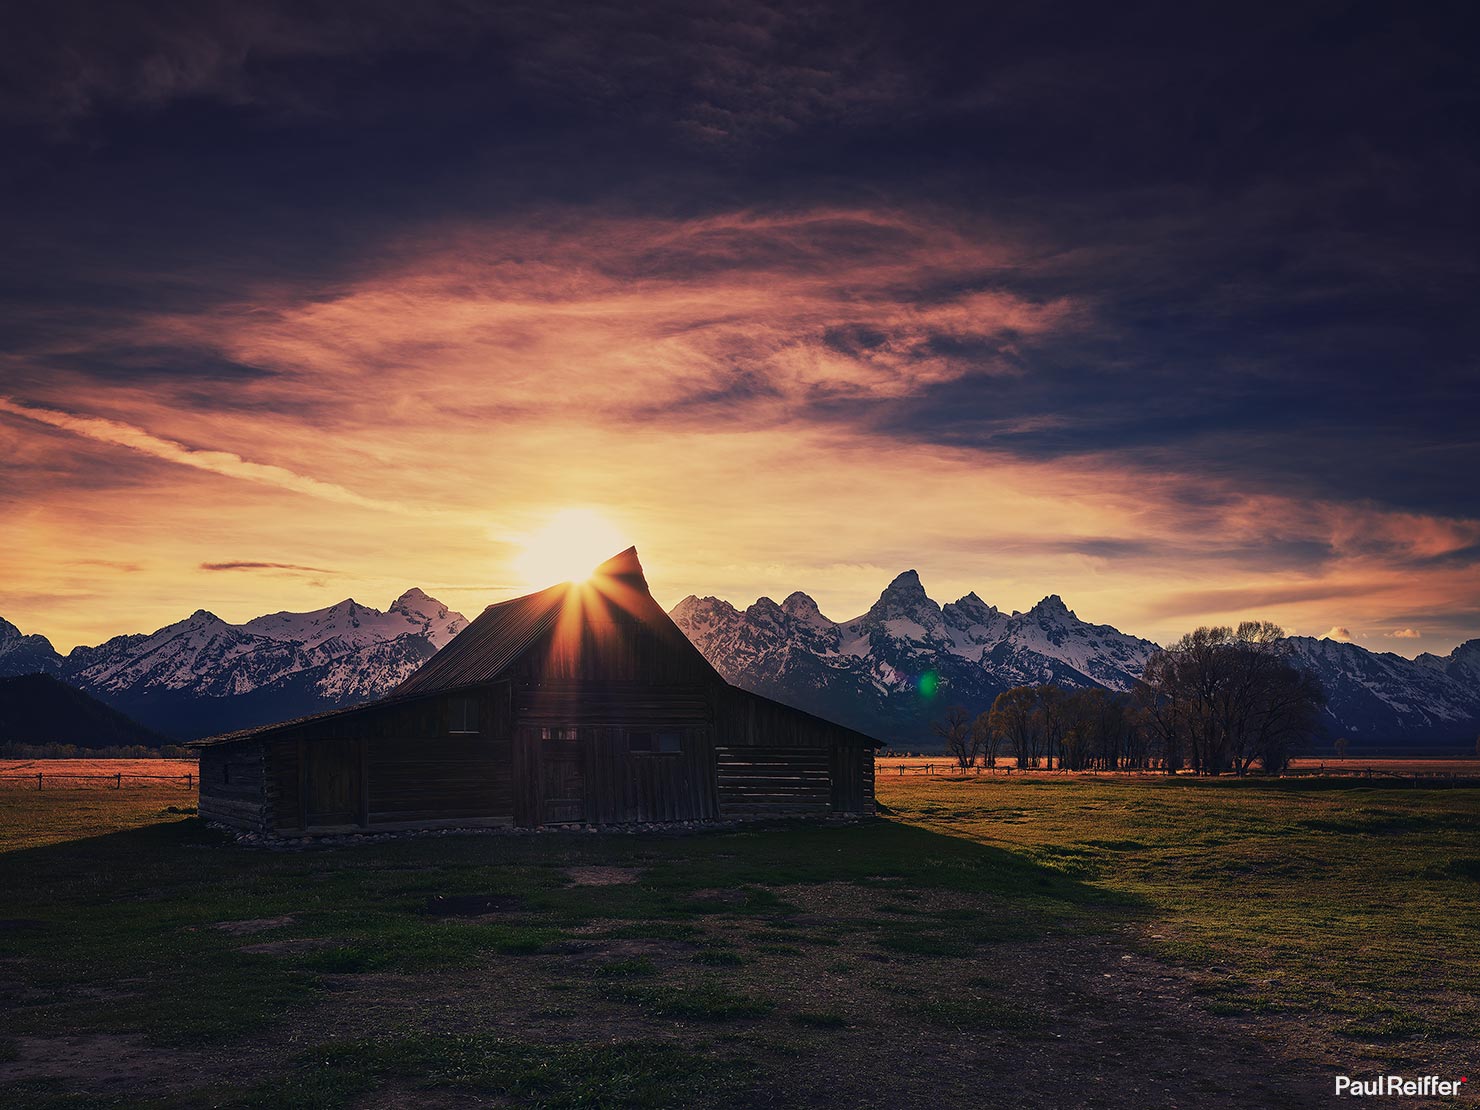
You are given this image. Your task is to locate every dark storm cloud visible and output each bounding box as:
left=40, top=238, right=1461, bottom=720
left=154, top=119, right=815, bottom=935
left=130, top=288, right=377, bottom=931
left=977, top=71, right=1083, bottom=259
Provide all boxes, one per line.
left=3, top=0, right=1478, bottom=521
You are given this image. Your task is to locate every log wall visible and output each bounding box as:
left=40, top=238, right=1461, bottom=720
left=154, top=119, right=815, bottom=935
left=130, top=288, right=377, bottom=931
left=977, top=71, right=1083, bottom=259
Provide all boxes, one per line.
left=197, top=608, right=877, bottom=833
left=258, top=683, right=515, bottom=835
left=198, top=739, right=269, bottom=831
left=511, top=679, right=717, bottom=825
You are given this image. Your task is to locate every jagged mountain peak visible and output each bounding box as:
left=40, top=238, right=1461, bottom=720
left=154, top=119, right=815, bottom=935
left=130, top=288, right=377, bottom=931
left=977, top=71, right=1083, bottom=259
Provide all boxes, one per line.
left=667, top=570, right=1480, bottom=746
left=747, top=596, right=785, bottom=618
left=389, top=587, right=452, bottom=621
left=781, top=591, right=827, bottom=622
left=0, top=616, right=62, bottom=677
left=1030, top=594, right=1073, bottom=618
left=863, top=569, right=940, bottom=620
left=944, top=591, right=999, bottom=622
left=0, top=589, right=471, bottom=740
left=667, top=596, right=741, bottom=635
left=883, top=569, right=926, bottom=595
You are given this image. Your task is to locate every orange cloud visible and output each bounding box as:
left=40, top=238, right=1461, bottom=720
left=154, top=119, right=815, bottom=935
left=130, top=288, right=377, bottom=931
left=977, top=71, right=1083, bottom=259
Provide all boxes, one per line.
left=0, top=396, right=402, bottom=513
left=2, top=206, right=1478, bottom=658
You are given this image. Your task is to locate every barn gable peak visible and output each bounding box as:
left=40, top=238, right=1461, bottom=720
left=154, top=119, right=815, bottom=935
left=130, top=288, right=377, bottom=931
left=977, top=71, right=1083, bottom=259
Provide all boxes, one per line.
left=592, top=546, right=647, bottom=590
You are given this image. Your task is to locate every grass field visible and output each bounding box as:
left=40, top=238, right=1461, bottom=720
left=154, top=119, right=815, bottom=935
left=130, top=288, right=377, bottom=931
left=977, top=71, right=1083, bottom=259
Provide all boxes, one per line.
left=1, top=768, right=1477, bottom=1108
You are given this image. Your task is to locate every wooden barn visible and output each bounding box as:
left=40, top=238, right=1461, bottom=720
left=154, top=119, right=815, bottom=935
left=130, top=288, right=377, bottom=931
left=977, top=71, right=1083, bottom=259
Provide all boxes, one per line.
left=193, top=549, right=877, bottom=835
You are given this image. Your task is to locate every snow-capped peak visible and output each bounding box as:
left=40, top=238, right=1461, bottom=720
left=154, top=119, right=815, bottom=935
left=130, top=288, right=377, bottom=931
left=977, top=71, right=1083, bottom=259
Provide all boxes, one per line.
left=781, top=591, right=830, bottom=627
left=1030, top=594, right=1073, bottom=618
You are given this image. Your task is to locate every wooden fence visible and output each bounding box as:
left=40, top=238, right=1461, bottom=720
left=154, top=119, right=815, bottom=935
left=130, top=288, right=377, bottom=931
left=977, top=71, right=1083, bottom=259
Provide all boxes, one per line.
left=0, top=771, right=196, bottom=790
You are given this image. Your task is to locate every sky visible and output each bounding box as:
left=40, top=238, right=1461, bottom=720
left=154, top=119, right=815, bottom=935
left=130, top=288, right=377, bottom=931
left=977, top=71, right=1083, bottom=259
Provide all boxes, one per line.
left=1, top=0, right=1478, bottom=657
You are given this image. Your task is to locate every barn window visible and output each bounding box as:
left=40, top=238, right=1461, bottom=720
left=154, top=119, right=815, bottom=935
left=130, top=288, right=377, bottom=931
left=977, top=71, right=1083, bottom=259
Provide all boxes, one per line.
left=449, top=697, right=480, bottom=734
left=540, top=726, right=577, bottom=741
left=628, top=730, right=682, bottom=754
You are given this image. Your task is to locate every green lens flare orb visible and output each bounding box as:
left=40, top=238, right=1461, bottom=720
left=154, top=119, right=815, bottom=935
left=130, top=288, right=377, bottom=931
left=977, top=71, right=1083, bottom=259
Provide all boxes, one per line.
left=917, top=671, right=939, bottom=698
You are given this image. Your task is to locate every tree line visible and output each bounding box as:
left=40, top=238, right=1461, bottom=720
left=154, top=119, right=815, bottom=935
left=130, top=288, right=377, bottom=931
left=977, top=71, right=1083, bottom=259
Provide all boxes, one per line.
left=931, top=622, right=1326, bottom=775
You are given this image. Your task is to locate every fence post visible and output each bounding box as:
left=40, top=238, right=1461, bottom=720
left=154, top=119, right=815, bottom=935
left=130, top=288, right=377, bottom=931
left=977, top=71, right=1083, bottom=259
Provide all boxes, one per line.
left=187, top=772, right=193, bottom=790
left=115, top=772, right=121, bottom=790
left=36, top=772, right=42, bottom=791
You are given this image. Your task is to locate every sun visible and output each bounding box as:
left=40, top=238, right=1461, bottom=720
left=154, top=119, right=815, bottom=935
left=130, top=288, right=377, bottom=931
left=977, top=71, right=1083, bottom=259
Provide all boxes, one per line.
left=512, top=508, right=629, bottom=588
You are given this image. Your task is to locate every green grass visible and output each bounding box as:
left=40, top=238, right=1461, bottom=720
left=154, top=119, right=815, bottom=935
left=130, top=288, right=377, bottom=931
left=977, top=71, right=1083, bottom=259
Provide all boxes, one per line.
left=2, top=775, right=1477, bottom=1107
left=886, top=774, right=1480, bottom=1047
left=244, top=1034, right=750, bottom=1110
left=596, top=978, right=776, bottom=1021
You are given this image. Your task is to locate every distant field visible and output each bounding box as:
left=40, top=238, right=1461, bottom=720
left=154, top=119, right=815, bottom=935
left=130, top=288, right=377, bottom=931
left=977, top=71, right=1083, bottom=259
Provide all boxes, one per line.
left=0, top=763, right=198, bottom=852
left=0, top=758, right=198, bottom=780
left=1, top=767, right=1476, bottom=1108
left=877, top=754, right=1480, bottom=776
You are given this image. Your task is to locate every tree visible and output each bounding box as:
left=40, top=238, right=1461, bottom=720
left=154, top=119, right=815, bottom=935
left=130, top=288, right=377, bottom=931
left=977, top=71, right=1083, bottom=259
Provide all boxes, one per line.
left=1334, top=737, right=1349, bottom=761
left=1035, top=684, right=1069, bottom=771
left=1132, top=668, right=1184, bottom=773
left=932, top=705, right=976, bottom=768
left=988, top=686, right=1040, bottom=769
left=971, top=710, right=1002, bottom=768
left=1138, top=622, right=1326, bottom=775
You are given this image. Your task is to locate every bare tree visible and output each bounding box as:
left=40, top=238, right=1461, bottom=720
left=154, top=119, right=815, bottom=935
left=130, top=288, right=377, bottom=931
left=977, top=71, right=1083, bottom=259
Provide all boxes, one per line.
left=1139, top=623, right=1325, bottom=775
left=989, top=687, right=1040, bottom=769
left=1132, top=666, right=1184, bottom=773
left=932, top=705, right=976, bottom=768
left=1035, top=684, right=1069, bottom=771
left=1334, top=737, right=1349, bottom=761
left=971, top=710, right=1002, bottom=768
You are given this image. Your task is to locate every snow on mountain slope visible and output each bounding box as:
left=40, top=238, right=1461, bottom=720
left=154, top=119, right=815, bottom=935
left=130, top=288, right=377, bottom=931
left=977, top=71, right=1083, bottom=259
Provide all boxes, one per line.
left=66, top=610, right=309, bottom=697
left=3, top=575, right=1478, bottom=748
left=242, top=588, right=464, bottom=652
left=1286, top=636, right=1480, bottom=739
left=0, top=592, right=469, bottom=739
left=1415, top=638, right=1480, bottom=686
left=672, top=571, right=1160, bottom=741
left=0, top=617, right=63, bottom=677
left=671, top=573, right=1480, bottom=746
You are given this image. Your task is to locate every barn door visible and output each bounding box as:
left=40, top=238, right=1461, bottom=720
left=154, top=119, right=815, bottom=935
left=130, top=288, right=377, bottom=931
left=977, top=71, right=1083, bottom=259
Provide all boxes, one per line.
left=302, top=738, right=364, bottom=829
left=539, top=733, right=586, bottom=824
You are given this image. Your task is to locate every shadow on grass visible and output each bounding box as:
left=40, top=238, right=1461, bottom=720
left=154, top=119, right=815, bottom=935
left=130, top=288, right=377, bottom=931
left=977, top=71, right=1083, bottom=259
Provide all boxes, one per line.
left=0, top=813, right=1142, bottom=1075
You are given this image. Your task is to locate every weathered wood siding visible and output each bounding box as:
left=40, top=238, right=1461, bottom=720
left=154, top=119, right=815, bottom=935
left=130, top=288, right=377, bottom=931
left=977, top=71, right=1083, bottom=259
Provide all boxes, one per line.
left=496, top=603, right=725, bottom=826
left=197, top=583, right=876, bottom=833
left=711, top=685, right=876, bottom=816
left=198, top=739, right=269, bottom=831
left=830, top=745, right=876, bottom=815
left=716, top=743, right=830, bottom=813
left=258, top=684, right=514, bottom=834
left=510, top=677, right=718, bottom=825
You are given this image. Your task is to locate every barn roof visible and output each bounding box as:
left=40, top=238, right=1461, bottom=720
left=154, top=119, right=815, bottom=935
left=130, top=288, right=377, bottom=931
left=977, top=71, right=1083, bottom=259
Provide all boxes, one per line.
left=391, top=546, right=719, bottom=696
left=391, top=581, right=568, bottom=696
left=191, top=547, right=879, bottom=749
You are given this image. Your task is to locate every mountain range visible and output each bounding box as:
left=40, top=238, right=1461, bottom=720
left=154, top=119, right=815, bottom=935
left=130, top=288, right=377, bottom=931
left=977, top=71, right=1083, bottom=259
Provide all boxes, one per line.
left=671, top=572, right=1480, bottom=750
left=2, top=574, right=1477, bottom=750
left=0, top=591, right=465, bottom=740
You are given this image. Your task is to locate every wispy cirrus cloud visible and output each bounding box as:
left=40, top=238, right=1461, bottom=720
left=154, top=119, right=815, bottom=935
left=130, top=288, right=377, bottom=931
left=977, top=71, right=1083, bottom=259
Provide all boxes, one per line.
left=200, top=561, right=335, bottom=574
left=56, top=208, right=1073, bottom=431
left=0, top=396, right=402, bottom=513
